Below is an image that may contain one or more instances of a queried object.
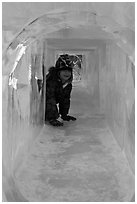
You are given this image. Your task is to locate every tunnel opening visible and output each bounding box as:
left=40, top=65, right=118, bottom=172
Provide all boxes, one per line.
left=2, top=5, right=135, bottom=202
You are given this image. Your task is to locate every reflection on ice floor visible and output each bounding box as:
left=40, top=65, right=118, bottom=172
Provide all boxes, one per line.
left=15, top=85, right=134, bottom=202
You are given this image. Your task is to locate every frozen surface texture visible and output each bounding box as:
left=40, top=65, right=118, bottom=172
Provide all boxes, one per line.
left=14, top=86, right=134, bottom=202
left=2, top=2, right=134, bottom=75
left=2, top=2, right=135, bottom=202
left=99, top=43, right=135, bottom=173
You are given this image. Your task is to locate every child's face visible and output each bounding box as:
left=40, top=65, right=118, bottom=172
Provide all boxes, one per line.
left=59, top=69, right=72, bottom=82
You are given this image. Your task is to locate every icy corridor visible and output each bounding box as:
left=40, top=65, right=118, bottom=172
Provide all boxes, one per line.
left=9, top=84, right=133, bottom=202
left=2, top=2, right=135, bottom=202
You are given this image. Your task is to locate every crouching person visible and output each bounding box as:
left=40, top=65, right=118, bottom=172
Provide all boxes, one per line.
left=45, top=54, right=76, bottom=127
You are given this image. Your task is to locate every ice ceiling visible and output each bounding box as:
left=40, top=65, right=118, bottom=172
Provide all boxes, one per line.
left=2, top=2, right=135, bottom=76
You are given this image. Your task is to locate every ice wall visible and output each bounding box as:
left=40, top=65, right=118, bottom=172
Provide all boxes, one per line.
left=2, top=41, right=46, bottom=201
left=99, top=43, right=135, bottom=173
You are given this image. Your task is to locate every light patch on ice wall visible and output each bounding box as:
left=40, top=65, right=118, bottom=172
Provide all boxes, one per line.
left=99, top=43, right=135, bottom=173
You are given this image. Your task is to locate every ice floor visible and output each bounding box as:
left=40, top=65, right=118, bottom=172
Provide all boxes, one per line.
left=14, top=84, right=134, bottom=202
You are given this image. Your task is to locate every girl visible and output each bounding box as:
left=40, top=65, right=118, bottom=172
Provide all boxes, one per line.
left=45, top=54, right=76, bottom=126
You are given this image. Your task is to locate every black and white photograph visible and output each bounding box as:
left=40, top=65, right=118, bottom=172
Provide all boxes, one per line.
left=2, top=2, right=135, bottom=202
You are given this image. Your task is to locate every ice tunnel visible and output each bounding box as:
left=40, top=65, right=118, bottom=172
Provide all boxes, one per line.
left=2, top=2, right=135, bottom=202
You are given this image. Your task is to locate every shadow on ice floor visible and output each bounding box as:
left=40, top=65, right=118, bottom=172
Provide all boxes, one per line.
left=13, top=84, right=134, bottom=202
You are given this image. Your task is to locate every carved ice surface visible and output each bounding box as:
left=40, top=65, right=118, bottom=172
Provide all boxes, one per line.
left=2, top=2, right=135, bottom=202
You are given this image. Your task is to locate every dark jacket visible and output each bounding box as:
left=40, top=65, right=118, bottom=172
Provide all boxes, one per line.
left=45, top=67, right=72, bottom=121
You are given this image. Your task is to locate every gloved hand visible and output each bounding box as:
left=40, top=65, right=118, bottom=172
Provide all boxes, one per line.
left=62, top=115, right=76, bottom=121
left=49, top=119, right=63, bottom=126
